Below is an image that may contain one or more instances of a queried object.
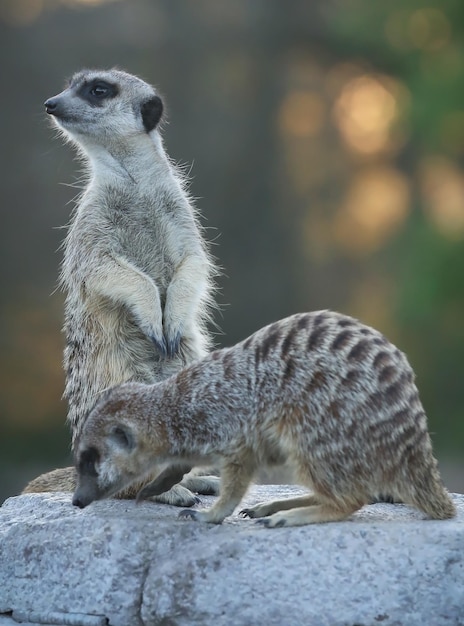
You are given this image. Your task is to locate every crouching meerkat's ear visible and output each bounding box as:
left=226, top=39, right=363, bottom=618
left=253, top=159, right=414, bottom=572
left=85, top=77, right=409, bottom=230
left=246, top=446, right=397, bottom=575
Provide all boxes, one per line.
left=108, top=424, right=136, bottom=452
left=140, top=96, right=163, bottom=132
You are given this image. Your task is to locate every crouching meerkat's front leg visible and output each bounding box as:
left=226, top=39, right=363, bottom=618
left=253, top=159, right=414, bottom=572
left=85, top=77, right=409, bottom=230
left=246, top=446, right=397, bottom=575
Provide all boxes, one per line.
left=179, top=455, right=255, bottom=524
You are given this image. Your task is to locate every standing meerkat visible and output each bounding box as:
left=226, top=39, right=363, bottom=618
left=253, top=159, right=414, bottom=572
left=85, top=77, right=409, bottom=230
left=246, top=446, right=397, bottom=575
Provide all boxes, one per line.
left=23, top=69, right=219, bottom=504
left=72, top=310, right=456, bottom=527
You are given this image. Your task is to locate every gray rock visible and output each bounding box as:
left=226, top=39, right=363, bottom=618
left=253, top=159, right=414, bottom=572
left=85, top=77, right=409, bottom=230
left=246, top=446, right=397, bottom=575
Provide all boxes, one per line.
left=1, top=486, right=463, bottom=626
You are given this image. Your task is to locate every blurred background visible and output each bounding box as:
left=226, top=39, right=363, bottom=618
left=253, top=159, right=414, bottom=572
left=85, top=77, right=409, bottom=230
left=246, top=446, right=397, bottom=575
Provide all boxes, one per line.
left=1, top=0, right=463, bottom=503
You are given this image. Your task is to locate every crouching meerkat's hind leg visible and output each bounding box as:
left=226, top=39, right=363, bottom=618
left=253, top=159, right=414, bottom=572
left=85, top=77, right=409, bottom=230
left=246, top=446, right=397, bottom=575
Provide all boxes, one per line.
left=240, top=493, right=323, bottom=519
left=241, top=493, right=362, bottom=528
left=254, top=500, right=362, bottom=528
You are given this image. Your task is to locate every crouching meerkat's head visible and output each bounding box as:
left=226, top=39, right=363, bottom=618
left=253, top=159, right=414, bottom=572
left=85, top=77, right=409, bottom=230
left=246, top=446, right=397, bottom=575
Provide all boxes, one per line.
left=72, top=383, right=159, bottom=508
left=44, top=68, right=164, bottom=149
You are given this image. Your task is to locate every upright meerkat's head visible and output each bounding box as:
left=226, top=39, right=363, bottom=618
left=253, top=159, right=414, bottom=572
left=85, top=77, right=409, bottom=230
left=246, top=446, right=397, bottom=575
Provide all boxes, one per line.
left=44, top=69, right=163, bottom=149
left=72, top=383, right=159, bottom=508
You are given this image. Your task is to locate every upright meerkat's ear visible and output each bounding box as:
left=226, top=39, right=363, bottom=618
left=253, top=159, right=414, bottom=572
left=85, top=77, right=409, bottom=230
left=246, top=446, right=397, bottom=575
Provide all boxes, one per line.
left=140, top=96, right=163, bottom=132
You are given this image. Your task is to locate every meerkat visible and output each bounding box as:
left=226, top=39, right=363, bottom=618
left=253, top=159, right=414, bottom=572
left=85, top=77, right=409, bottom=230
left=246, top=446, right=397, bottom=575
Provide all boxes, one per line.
left=71, top=310, right=456, bottom=527
left=22, top=68, right=219, bottom=504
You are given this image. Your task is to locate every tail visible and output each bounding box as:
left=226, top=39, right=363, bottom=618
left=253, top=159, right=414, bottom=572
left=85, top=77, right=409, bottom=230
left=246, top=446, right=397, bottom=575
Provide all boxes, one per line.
left=22, top=466, right=77, bottom=494
left=408, top=461, right=456, bottom=520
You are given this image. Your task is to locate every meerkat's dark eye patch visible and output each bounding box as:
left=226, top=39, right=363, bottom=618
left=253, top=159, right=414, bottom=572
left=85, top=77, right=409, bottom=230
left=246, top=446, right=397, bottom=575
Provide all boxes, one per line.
left=78, top=447, right=100, bottom=476
left=141, top=96, right=163, bottom=132
left=77, top=80, right=119, bottom=106
left=109, top=425, right=135, bottom=451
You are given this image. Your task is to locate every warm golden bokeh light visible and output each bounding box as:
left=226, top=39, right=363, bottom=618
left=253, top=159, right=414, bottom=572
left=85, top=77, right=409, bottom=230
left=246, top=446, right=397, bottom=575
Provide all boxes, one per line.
left=0, top=0, right=43, bottom=26
left=280, top=141, right=338, bottom=197
left=279, top=91, right=326, bottom=138
left=62, top=0, right=121, bottom=5
left=333, top=166, right=411, bottom=256
left=0, top=0, right=121, bottom=25
left=301, top=210, right=334, bottom=263
left=419, top=156, right=464, bottom=240
left=408, top=8, right=451, bottom=51
left=2, top=303, right=64, bottom=427
left=278, top=87, right=335, bottom=197
left=333, top=74, right=408, bottom=155
left=441, top=111, right=464, bottom=155
left=348, top=274, right=397, bottom=340
left=385, top=8, right=451, bottom=52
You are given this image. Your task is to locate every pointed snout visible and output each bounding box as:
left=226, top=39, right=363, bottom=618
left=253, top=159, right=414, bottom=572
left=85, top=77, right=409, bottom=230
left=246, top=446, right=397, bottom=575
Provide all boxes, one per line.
left=72, top=489, right=94, bottom=509
left=44, top=95, right=67, bottom=118
left=72, top=476, right=103, bottom=509
left=72, top=493, right=89, bottom=509
left=44, top=97, right=58, bottom=114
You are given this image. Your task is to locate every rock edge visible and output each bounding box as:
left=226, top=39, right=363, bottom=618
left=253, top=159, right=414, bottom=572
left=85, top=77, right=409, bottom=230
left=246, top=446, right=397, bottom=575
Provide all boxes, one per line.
left=1, top=486, right=463, bottom=626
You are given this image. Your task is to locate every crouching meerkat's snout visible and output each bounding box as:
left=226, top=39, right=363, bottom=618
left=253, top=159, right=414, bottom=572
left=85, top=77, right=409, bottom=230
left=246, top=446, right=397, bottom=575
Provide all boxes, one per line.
left=72, top=448, right=101, bottom=509
left=72, top=397, right=156, bottom=508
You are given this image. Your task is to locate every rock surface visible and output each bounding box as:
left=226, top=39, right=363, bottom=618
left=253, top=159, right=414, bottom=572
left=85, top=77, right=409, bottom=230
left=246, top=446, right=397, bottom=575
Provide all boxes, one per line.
left=0, top=486, right=463, bottom=626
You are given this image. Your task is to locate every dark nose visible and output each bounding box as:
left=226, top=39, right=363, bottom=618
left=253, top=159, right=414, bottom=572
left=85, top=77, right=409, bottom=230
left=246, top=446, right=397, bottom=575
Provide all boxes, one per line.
left=44, top=98, right=59, bottom=115
left=72, top=495, right=86, bottom=509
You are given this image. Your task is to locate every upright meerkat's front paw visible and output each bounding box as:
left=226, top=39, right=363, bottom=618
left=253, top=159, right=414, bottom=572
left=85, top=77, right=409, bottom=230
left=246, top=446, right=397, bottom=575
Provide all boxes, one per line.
left=149, top=334, right=168, bottom=358
left=181, top=474, right=220, bottom=496
left=162, top=315, right=183, bottom=358
left=164, top=328, right=182, bottom=358
left=134, top=312, right=167, bottom=358
left=149, top=484, right=200, bottom=507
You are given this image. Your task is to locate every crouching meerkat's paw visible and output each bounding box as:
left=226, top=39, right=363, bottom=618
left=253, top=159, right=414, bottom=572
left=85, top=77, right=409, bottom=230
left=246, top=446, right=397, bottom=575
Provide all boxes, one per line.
left=240, top=506, right=267, bottom=519
left=178, top=508, right=225, bottom=524
left=178, top=509, right=200, bottom=521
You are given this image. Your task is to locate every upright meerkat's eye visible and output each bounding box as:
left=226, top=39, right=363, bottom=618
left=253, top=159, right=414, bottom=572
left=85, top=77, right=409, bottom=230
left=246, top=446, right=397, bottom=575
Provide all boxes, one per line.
left=90, top=83, right=110, bottom=98
left=77, top=80, right=118, bottom=105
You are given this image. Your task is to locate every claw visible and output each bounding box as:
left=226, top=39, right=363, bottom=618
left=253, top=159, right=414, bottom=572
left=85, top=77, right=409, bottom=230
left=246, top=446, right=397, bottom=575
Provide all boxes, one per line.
left=178, top=509, right=198, bottom=521
left=150, top=335, right=168, bottom=358
left=166, top=332, right=182, bottom=358
left=255, top=517, right=286, bottom=528
left=239, top=508, right=253, bottom=518
left=136, top=486, right=153, bottom=503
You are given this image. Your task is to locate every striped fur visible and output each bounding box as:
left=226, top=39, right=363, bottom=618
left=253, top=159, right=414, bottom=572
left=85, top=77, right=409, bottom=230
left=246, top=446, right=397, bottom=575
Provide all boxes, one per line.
left=73, top=311, right=455, bottom=527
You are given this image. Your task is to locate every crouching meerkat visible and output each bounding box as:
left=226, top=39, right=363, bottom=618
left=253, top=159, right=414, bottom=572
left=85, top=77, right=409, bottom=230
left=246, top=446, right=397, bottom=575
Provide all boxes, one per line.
left=72, top=310, right=456, bottom=527
left=23, top=69, right=219, bottom=504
